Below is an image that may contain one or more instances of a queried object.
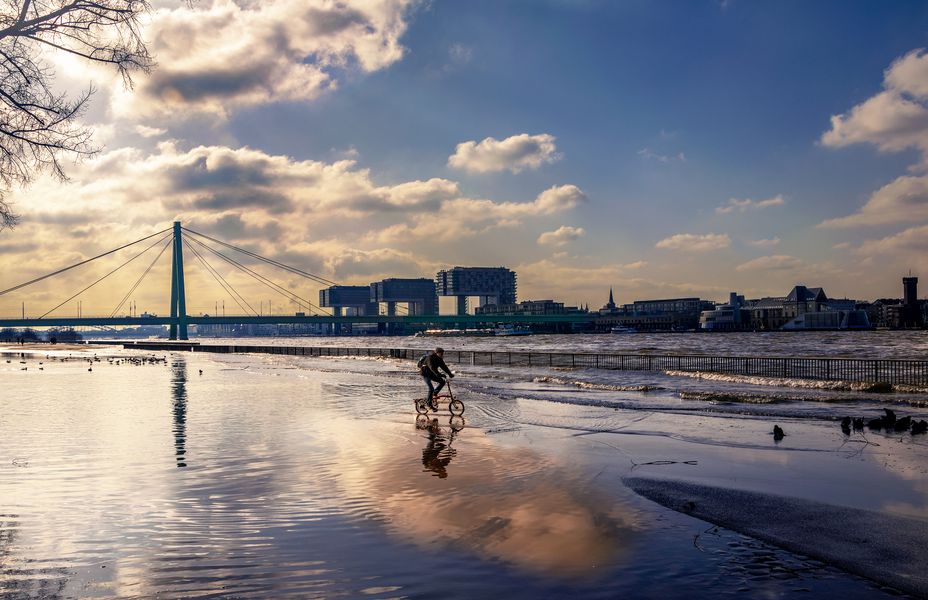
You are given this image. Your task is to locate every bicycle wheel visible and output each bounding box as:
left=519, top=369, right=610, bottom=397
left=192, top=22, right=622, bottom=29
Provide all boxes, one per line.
left=449, top=399, right=465, bottom=416
left=415, top=398, right=429, bottom=414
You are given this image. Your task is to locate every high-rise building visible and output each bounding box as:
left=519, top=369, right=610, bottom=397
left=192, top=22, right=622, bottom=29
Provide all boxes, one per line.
left=370, top=278, right=438, bottom=315
left=901, top=276, right=922, bottom=328
left=319, top=285, right=378, bottom=317
left=435, top=267, right=517, bottom=315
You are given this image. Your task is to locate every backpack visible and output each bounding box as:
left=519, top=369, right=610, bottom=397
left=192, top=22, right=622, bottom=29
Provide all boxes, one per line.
left=416, top=353, right=429, bottom=370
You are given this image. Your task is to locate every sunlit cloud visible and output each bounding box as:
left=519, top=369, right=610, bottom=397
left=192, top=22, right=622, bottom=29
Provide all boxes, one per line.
left=655, top=233, right=731, bottom=252
left=855, top=224, right=928, bottom=256
left=818, top=174, right=928, bottom=228
left=107, top=0, right=418, bottom=120
left=716, top=195, right=785, bottom=214
left=735, top=255, right=802, bottom=272
left=746, top=237, right=781, bottom=248
left=820, top=48, right=928, bottom=229
left=448, top=133, right=561, bottom=173
left=821, top=49, right=928, bottom=157
left=538, top=225, right=585, bottom=246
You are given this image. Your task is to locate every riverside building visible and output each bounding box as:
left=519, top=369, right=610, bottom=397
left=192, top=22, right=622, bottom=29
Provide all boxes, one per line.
left=699, top=285, right=871, bottom=331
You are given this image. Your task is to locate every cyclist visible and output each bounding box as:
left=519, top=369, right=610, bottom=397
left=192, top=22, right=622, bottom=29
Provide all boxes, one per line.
left=420, top=347, right=454, bottom=411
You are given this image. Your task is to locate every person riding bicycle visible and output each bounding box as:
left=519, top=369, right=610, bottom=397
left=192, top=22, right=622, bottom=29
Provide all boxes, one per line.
left=420, top=347, right=454, bottom=411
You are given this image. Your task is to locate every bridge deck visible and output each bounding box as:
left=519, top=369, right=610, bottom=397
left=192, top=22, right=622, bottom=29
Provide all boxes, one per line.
left=0, top=314, right=590, bottom=328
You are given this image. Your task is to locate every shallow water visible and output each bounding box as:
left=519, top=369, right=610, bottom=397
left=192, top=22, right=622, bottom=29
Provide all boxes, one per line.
left=207, top=330, right=928, bottom=359
left=1, top=344, right=926, bottom=598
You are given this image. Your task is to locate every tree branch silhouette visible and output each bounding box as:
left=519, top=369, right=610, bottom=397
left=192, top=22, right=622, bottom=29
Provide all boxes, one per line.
left=0, top=1, right=153, bottom=229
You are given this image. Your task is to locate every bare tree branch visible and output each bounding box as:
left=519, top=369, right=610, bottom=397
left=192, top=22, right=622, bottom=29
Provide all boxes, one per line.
left=0, top=0, right=153, bottom=229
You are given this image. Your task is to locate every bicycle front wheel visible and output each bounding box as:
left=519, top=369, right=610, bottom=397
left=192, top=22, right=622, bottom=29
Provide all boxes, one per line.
left=449, top=399, right=465, bottom=416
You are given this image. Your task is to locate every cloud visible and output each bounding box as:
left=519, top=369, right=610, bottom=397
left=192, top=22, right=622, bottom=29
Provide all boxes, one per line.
left=448, top=133, right=561, bottom=173
left=448, top=43, right=473, bottom=65
left=134, top=125, right=166, bottom=138
left=856, top=225, right=928, bottom=256
left=107, top=0, right=417, bottom=119
left=637, top=148, right=685, bottom=163
left=1, top=142, right=589, bottom=315
left=655, top=233, right=731, bottom=251
left=747, top=237, right=781, bottom=248
left=715, top=195, right=785, bottom=214
left=821, top=49, right=928, bottom=157
left=818, top=174, right=928, bottom=228
left=373, top=184, right=586, bottom=243
left=735, top=255, right=803, bottom=272
left=538, top=226, right=585, bottom=246
left=820, top=49, right=928, bottom=229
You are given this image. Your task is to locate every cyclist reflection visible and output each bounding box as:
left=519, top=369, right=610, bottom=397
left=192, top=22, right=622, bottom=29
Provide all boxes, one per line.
left=418, top=417, right=462, bottom=478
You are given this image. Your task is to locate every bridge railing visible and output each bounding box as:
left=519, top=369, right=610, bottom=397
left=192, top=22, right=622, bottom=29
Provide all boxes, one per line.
left=120, top=342, right=928, bottom=387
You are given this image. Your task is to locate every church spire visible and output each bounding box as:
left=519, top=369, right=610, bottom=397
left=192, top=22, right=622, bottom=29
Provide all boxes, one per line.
left=602, top=287, right=616, bottom=311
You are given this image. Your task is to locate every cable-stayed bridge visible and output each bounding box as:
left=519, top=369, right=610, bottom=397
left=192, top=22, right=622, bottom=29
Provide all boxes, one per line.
left=0, top=222, right=588, bottom=339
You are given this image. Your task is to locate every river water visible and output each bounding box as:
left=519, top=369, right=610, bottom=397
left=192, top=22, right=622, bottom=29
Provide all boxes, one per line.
left=1, top=332, right=927, bottom=598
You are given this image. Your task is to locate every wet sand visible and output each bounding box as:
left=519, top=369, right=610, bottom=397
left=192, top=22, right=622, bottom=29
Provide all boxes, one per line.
left=1, top=346, right=926, bottom=597
left=625, top=478, right=928, bottom=598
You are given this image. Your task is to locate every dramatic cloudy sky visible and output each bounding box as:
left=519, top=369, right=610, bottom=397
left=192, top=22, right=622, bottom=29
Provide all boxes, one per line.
left=3, top=0, right=928, bottom=318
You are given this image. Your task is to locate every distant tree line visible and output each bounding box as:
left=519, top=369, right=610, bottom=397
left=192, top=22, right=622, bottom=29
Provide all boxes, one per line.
left=0, top=326, right=81, bottom=342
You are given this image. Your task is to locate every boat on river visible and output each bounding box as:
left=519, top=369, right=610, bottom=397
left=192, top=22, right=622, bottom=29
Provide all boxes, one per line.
left=610, top=325, right=638, bottom=334
left=495, top=325, right=533, bottom=336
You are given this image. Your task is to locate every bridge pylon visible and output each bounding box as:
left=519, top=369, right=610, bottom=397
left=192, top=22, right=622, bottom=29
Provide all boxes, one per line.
left=169, top=222, right=188, bottom=340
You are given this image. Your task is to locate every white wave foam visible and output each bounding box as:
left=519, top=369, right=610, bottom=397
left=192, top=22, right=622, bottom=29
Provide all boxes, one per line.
left=663, top=370, right=928, bottom=393
left=532, top=376, right=663, bottom=392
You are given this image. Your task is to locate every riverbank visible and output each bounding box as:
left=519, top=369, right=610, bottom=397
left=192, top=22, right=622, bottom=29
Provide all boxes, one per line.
left=1, top=345, right=926, bottom=597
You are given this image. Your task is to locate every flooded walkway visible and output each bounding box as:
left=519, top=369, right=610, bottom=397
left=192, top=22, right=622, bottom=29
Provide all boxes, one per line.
left=1, top=347, right=923, bottom=598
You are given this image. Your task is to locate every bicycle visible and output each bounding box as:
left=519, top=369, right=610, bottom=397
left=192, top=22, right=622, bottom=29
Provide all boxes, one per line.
left=415, top=379, right=465, bottom=416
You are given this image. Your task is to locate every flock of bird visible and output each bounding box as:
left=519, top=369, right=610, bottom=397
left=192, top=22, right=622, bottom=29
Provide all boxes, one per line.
left=771, top=407, right=927, bottom=442
left=840, top=409, right=928, bottom=436
left=6, top=353, right=169, bottom=372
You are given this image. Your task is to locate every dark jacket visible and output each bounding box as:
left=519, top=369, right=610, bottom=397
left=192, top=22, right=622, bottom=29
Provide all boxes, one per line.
left=421, top=353, right=453, bottom=378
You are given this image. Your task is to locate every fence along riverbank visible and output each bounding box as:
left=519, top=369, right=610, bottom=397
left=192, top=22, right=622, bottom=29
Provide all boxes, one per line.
left=117, top=341, right=928, bottom=387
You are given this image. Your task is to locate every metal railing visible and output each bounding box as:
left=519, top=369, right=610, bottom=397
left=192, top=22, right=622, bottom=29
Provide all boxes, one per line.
left=120, top=342, right=928, bottom=387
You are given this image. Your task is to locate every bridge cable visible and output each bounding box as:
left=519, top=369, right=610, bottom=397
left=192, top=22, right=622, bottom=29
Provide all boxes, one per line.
left=184, top=235, right=326, bottom=315
left=38, top=233, right=173, bottom=319
left=184, top=235, right=325, bottom=316
left=182, top=238, right=258, bottom=317
left=182, top=227, right=338, bottom=287
left=184, top=235, right=327, bottom=315
left=0, top=227, right=173, bottom=297
left=110, top=237, right=174, bottom=318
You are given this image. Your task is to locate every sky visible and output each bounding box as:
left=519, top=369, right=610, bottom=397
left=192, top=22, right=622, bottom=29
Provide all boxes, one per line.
left=3, top=0, right=928, bottom=318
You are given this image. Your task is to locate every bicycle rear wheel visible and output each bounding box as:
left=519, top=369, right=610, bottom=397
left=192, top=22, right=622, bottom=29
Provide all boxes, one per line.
left=449, top=399, right=465, bottom=416
left=414, top=398, right=429, bottom=414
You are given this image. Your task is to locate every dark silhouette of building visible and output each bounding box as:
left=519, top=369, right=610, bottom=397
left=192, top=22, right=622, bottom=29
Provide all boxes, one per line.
left=901, top=276, right=923, bottom=328
left=436, top=267, right=517, bottom=315
left=319, top=285, right=378, bottom=317
left=475, top=299, right=584, bottom=316
left=594, top=290, right=713, bottom=331
left=599, top=287, right=618, bottom=313
left=370, top=278, right=438, bottom=315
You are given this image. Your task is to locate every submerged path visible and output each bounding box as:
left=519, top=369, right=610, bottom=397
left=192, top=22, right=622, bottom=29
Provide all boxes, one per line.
left=114, top=340, right=928, bottom=387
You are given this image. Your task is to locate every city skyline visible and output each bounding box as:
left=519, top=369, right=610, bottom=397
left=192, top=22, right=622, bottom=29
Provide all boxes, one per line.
left=2, top=0, right=928, bottom=317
